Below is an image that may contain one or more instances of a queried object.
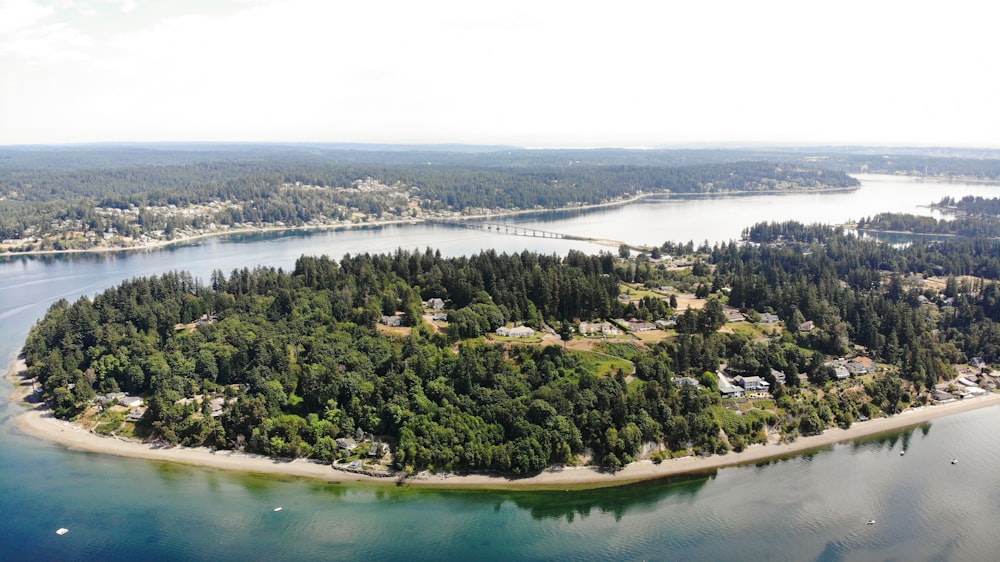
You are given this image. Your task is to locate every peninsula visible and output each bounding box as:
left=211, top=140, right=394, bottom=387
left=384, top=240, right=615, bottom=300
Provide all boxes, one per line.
left=16, top=219, right=1000, bottom=487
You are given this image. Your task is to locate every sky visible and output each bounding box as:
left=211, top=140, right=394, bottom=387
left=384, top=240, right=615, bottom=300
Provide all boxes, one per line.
left=2, top=0, right=999, bottom=148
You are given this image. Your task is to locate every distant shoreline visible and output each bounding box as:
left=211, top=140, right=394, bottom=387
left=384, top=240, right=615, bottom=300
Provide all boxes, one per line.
left=7, top=357, right=999, bottom=490
left=0, top=184, right=860, bottom=259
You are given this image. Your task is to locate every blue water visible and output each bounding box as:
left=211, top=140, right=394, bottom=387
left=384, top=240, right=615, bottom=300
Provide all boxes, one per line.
left=3, top=176, right=1000, bottom=560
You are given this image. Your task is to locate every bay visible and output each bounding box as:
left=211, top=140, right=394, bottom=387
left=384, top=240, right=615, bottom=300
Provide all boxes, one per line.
left=2, top=175, right=999, bottom=560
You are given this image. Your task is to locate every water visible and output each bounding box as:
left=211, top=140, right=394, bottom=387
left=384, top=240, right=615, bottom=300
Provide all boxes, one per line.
left=2, top=175, right=1000, bottom=560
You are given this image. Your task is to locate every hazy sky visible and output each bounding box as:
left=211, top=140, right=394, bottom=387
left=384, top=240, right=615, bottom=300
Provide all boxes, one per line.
left=2, top=0, right=998, bottom=147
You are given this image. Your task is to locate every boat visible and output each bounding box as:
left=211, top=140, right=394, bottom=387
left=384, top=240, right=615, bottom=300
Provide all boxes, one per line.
left=900, top=450, right=905, bottom=456
left=273, top=507, right=283, bottom=512
left=56, top=528, right=69, bottom=535
left=866, top=520, right=876, bottom=525
left=951, top=458, right=958, bottom=465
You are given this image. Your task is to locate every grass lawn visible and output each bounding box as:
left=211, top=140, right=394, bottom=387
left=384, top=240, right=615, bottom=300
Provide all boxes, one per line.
left=568, top=349, right=634, bottom=378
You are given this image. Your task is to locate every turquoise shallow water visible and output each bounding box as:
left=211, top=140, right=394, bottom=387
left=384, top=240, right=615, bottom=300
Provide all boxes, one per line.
left=4, top=177, right=1000, bottom=560
left=3, top=408, right=999, bottom=561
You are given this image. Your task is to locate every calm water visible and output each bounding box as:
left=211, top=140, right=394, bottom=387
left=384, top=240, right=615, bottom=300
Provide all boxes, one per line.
left=2, top=175, right=999, bottom=560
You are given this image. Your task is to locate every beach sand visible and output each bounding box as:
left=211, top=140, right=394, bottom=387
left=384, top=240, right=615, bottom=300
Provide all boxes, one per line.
left=6, top=358, right=1000, bottom=490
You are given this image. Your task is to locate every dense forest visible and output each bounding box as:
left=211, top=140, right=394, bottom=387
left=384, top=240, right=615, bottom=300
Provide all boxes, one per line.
left=23, top=222, right=1000, bottom=475
left=856, top=213, right=1000, bottom=238
left=935, top=195, right=1000, bottom=218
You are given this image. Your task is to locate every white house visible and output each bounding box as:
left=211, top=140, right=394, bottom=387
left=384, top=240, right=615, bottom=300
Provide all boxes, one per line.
left=497, top=326, right=535, bottom=338
left=579, top=321, right=619, bottom=336
left=739, top=376, right=770, bottom=392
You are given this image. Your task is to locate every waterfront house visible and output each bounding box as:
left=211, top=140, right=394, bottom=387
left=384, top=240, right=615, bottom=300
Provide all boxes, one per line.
left=336, top=438, right=358, bottom=451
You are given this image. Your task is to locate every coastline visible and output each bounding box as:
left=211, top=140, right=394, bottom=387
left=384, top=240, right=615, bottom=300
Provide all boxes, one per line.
left=0, top=184, right=859, bottom=259
left=7, top=358, right=1000, bottom=490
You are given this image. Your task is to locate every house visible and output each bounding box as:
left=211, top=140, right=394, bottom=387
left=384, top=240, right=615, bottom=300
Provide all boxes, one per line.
left=126, top=407, right=147, bottom=422
left=380, top=315, right=403, bottom=327
left=675, top=376, right=700, bottom=388
left=335, top=438, right=358, bottom=451
left=579, top=321, right=619, bottom=336
left=626, top=320, right=656, bottom=332
left=759, top=313, right=780, bottom=324
left=209, top=397, right=226, bottom=417
left=717, top=373, right=745, bottom=398
left=739, top=376, right=770, bottom=392
left=118, top=395, right=144, bottom=408
left=832, top=365, right=850, bottom=380
left=845, top=361, right=868, bottom=376
left=656, top=319, right=676, bottom=328
left=770, top=369, right=787, bottom=385
left=723, top=308, right=745, bottom=323
left=617, top=294, right=633, bottom=303
left=426, top=298, right=446, bottom=310
left=430, top=312, right=448, bottom=321
left=853, top=356, right=875, bottom=372
left=798, top=320, right=815, bottom=332
left=497, top=325, right=535, bottom=338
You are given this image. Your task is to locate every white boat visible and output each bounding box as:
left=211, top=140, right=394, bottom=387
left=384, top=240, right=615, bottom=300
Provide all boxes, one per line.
left=951, top=458, right=958, bottom=465
left=56, top=528, right=69, bottom=535
left=273, top=507, right=283, bottom=512
left=900, top=450, right=905, bottom=456
left=866, top=520, right=876, bottom=525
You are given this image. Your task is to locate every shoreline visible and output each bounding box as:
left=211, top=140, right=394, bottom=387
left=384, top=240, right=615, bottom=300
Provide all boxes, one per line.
left=7, top=358, right=1000, bottom=490
left=0, top=184, right=860, bottom=259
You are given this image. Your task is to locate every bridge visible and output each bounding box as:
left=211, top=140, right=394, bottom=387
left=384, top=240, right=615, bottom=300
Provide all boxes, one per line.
left=430, top=219, right=638, bottom=249
left=435, top=220, right=574, bottom=240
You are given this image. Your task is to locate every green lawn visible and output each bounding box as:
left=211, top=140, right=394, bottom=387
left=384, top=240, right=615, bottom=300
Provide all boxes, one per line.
left=568, top=349, right=634, bottom=378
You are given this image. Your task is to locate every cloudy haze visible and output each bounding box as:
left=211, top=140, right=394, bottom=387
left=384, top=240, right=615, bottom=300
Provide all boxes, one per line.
left=2, top=0, right=998, bottom=147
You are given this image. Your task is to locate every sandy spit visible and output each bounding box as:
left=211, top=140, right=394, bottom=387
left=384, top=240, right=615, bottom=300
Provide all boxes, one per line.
left=6, top=358, right=999, bottom=490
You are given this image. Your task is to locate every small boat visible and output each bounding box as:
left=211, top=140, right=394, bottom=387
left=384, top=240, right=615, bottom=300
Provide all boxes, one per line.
left=951, top=458, right=958, bottom=465
left=866, top=520, right=876, bottom=525
left=56, top=528, right=69, bottom=535
left=273, top=507, right=283, bottom=512
left=900, top=450, right=905, bottom=456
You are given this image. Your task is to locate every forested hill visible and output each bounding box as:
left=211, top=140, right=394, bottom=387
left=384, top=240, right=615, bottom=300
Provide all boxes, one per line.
left=0, top=144, right=859, bottom=249
left=23, top=226, right=1000, bottom=475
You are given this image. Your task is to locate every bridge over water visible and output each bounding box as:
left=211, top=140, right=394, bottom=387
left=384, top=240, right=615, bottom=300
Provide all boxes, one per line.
left=430, top=219, right=636, bottom=249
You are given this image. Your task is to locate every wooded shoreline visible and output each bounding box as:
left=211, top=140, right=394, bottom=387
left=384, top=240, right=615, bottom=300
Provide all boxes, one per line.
left=8, top=358, right=999, bottom=490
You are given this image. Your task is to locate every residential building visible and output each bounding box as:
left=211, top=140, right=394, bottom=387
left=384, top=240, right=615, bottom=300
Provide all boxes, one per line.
left=497, top=326, right=535, bottom=338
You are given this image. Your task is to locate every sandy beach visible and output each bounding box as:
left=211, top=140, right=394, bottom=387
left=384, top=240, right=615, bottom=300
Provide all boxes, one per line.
left=6, top=358, right=1000, bottom=490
